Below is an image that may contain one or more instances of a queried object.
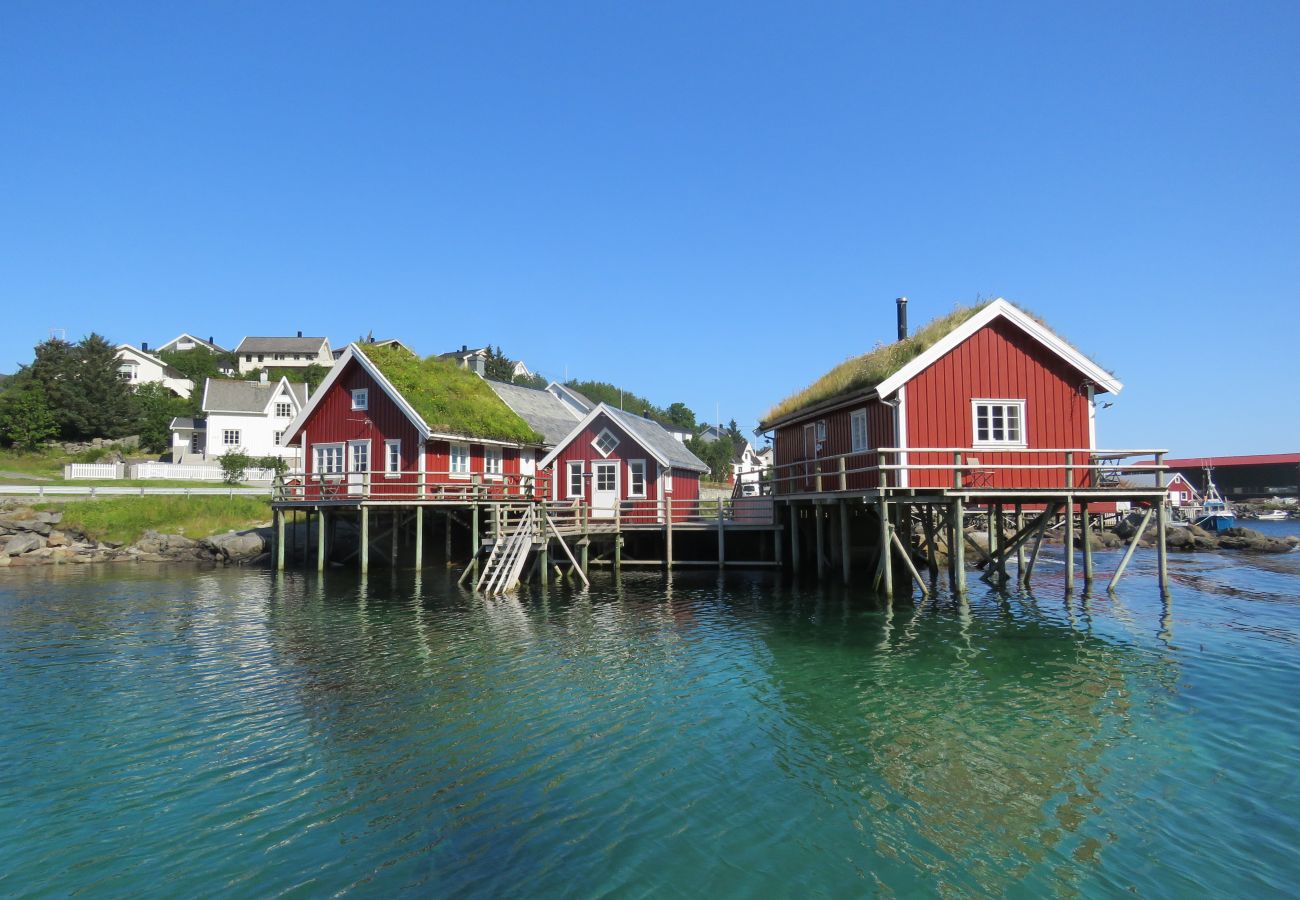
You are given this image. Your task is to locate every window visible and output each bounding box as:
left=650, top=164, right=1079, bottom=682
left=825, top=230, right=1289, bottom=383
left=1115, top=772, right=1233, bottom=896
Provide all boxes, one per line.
left=351, top=389, right=369, bottom=411
left=190, top=433, right=202, bottom=454
left=386, top=440, right=401, bottom=475
left=118, top=364, right=137, bottom=382
left=595, top=464, right=616, bottom=492
left=850, top=409, right=868, bottom=453
left=314, top=444, right=344, bottom=475
left=257, top=354, right=264, bottom=363
left=592, top=427, right=620, bottom=457
left=275, top=401, right=292, bottom=418
left=274, top=353, right=285, bottom=361
left=567, top=461, right=584, bottom=498
left=815, top=420, right=827, bottom=442
left=628, top=460, right=646, bottom=498
left=273, top=431, right=284, bottom=446
left=450, top=442, right=470, bottom=476
left=222, top=429, right=241, bottom=447
left=484, top=446, right=503, bottom=477
left=349, top=441, right=369, bottom=473
left=972, top=400, right=1026, bottom=447
left=663, top=468, right=673, bottom=494
left=245, top=353, right=253, bottom=362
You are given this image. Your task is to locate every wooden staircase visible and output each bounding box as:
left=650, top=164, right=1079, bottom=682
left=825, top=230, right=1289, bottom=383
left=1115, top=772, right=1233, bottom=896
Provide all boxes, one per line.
left=476, top=505, right=537, bottom=595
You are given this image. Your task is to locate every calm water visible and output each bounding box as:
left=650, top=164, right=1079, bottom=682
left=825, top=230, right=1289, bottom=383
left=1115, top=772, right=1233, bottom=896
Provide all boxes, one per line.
left=2, top=531, right=1299, bottom=897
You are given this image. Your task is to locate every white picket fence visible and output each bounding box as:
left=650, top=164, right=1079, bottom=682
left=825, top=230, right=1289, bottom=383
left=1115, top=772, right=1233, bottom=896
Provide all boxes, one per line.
left=0, top=484, right=271, bottom=498
left=63, top=463, right=126, bottom=480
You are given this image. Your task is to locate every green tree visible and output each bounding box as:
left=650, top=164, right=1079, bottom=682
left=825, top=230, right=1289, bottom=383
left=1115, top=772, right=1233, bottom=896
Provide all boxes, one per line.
left=219, top=448, right=252, bottom=485
left=131, top=382, right=189, bottom=453
left=665, top=402, right=697, bottom=431
left=29, top=334, right=135, bottom=440
left=158, top=347, right=236, bottom=388
left=243, top=364, right=328, bottom=394
left=0, top=376, right=58, bottom=450
left=685, top=436, right=734, bottom=482
left=512, top=372, right=547, bottom=389
left=484, top=346, right=516, bottom=381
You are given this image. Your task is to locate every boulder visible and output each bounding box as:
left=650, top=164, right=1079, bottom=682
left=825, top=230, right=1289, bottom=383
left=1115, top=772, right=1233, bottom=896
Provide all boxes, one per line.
left=200, top=529, right=268, bottom=563
left=46, top=531, right=70, bottom=548
left=3, top=533, right=45, bottom=557
left=1218, top=527, right=1293, bottom=553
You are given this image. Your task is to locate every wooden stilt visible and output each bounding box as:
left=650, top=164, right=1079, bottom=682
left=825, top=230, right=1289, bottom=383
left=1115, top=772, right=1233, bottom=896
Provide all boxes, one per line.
left=815, top=504, right=826, bottom=580
left=317, top=510, right=327, bottom=571
left=994, top=503, right=1009, bottom=585
left=920, top=507, right=939, bottom=581
left=471, top=504, right=480, bottom=578
left=789, top=504, right=801, bottom=574
left=1014, top=504, right=1025, bottom=584
left=717, top=499, right=725, bottom=568
left=774, top=506, right=784, bottom=568
left=360, top=506, right=369, bottom=574
left=839, top=500, right=851, bottom=585
left=1108, top=506, right=1153, bottom=591
left=1064, top=498, right=1075, bottom=593
left=891, top=529, right=928, bottom=597
left=1024, top=503, right=1054, bottom=585
left=444, top=510, right=452, bottom=560
left=1081, top=502, right=1093, bottom=584
left=414, top=506, right=424, bottom=569
left=665, top=496, right=674, bottom=571
left=878, top=497, right=893, bottom=600
left=952, top=498, right=966, bottom=594
left=391, top=511, right=399, bottom=567
left=275, top=509, right=285, bottom=571
left=1156, top=503, right=1169, bottom=594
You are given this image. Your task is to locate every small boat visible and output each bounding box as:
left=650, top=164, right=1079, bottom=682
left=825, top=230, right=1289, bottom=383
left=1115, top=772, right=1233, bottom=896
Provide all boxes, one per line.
left=1194, top=476, right=1236, bottom=533
left=1255, top=509, right=1289, bottom=521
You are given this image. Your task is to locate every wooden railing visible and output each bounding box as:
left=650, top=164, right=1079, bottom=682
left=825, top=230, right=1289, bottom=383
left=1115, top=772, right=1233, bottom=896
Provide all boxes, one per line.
left=273, top=469, right=551, bottom=503
left=767, top=447, right=1169, bottom=495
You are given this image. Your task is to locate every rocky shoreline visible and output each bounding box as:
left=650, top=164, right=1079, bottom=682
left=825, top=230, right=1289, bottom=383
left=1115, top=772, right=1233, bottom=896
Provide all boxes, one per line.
left=0, top=509, right=273, bottom=569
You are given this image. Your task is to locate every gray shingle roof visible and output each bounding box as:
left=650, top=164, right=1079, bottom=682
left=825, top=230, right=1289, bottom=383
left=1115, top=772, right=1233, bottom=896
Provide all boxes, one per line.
left=202, top=378, right=308, bottom=413
left=236, top=336, right=328, bottom=354
left=169, top=416, right=204, bottom=430
left=604, top=406, right=709, bottom=473
left=488, top=380, right=582, bottom=446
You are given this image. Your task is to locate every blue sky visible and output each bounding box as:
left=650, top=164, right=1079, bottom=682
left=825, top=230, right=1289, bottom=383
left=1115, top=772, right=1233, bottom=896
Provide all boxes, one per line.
left=2, top=1, right=1296, bottom=456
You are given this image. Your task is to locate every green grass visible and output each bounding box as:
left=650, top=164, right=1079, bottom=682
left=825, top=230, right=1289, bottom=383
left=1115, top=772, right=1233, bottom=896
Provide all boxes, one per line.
left=0, top=447, right=69, bottom=478
left=38, top=496, right=272, bottom=545
left=362, top=344, right=543, bottom=443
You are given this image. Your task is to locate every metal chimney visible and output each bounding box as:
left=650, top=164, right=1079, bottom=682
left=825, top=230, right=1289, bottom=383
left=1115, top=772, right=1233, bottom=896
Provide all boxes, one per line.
left=896, top=297, right=909, bottom=340
left=296, top=330, right=303, bottom=338
left=141, top=341, right=149, bottom=352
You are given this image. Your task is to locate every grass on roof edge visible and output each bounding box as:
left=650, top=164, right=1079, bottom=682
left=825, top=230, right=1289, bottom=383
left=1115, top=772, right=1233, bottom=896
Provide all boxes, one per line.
left=762, top=303, right=990, bottom=424
left=360, top=345, right=544, bottom=444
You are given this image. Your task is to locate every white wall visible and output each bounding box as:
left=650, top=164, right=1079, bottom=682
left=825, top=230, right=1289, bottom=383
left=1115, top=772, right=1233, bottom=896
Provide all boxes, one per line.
left=116, top=347, right=194, bottom=398
left=236, top=344, right=333, bottom=374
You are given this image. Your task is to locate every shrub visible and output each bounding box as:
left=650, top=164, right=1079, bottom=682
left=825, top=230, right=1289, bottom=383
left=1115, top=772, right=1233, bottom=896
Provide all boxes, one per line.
left=219, top=448, right=252, bottom=484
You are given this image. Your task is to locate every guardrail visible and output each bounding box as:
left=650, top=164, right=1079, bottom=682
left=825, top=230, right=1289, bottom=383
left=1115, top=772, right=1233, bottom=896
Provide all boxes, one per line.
left=767, top=447, right=1169, bottom=495
left=0, top=484, right=271, bottom=498
left=273, top=470, right=553, bottom=503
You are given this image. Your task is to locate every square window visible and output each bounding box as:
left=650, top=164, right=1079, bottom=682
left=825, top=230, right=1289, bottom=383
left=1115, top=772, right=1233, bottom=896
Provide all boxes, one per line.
left=596, top=465, right=616, bottom=492
left=971, top=400, right=1026, bottom=448
left=222, top=429, right=241, bottom=447
left=592, top=428, right=620, bottom=457
left=314, top=444, right=344, bottom=475
left=352, top=389, right=369, bottom=411
left=275, top=401, right=292, bottom=418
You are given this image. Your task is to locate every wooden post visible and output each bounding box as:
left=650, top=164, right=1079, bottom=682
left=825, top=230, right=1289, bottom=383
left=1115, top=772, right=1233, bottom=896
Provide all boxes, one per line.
left=614, top=506, right=622, bottom=575
left=953, top=451, right=962, bottom=490
left=580, top=538, right=589, bottom=576
left=789, top=504, right=801, bottom=574
left=839, top=500, right=851, bottom=585
left=952, top=498, right=966, bottom=593
left=1014, top=504, right=1026, bottom=584
left=1108, top=506, right=1153, bottom=590
left=1155, top=452, right=1170, bottom=594
left=1065, top=451, right=1075, bottom=488
left=360, top=506, right=369, bottom=574
left=665, top=495, right=674, bottom=570
left=471, top=503, right=481, bottom=579
left=414, top=506, right=424, bottom=569
left=774, top=507, right=784, bottom=568
left=838, top=457, right=847, bottom=492
left=391, top=510, right=399, bottom=566
left=815, top=504, right=826, bottom=580
left=317, top=510, right=327, bottom=572
left=275, top=509, right=285, bottom=571
left=878, top=498, right=893, bottom=600
left=1081, top=501, right=1093, bottom=584
left=717, top=497, right=725, bottom=568
left=994, top=503, right=1008, bottom=584
left=444, top=510, right=452, bottom=559
left=1064, top=497, right=1075, bottom=593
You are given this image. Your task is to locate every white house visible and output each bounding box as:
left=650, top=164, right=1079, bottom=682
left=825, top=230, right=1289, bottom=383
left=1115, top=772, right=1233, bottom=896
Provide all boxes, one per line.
left=234, top=334, right=333, bottom=374
left=115, top=344, right=195, bottom=398
left=732, top=442, right=772, bottom=486
left=157, top=333, right=227, bottom=354
left=171, top=375, right=308, bottom=463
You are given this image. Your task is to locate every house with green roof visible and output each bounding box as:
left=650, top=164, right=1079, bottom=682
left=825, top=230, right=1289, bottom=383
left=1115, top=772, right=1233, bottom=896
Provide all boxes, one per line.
left=759, top=298, right=1123, bottom=495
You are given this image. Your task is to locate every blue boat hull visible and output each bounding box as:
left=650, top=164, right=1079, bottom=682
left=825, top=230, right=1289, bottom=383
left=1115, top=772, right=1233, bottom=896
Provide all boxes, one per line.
left=1198, top=514, right=1237, bottom=533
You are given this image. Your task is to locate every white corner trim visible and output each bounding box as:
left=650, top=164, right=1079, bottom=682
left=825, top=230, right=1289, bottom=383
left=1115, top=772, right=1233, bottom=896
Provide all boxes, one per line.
left=874, top=299, right=1123, bottom=399
left=896, top=385, right=909, bottom=489
left=1087, top=384, right=1097, bottom=450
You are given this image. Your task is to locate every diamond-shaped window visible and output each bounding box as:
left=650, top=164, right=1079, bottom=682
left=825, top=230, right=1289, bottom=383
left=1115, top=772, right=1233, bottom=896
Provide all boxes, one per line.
left=592, top=428, right=620, bottom=457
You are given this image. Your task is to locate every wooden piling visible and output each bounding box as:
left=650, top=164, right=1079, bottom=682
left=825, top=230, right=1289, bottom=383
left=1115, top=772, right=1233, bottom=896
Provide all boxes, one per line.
left=317, top=510, right=327, bottom=572
left=789, top=504, right=801, bottom=574
left=1081, top=501, right=1093, bottom=584
left=471, top=503, right=480, bottom=578
left=839, top=500, right=851, bottom=585
left=717, top=499, right=725, bottom=568
left=414, top=506, right=424, bottom=569
left=665, top=495, right=674, bottom=570
left=815, top=504, right=826, bottom=580
left=1014, top=504, right=1025, bottom=584
left=952, top=498, right=966, bottom=594
left=275, top=509, right=285, bottom=571
left=360, top=506, right=369, bottom=574
left=878, top=498, right=893, bottom=600
left=1064, top=498, right=1075, bottom=593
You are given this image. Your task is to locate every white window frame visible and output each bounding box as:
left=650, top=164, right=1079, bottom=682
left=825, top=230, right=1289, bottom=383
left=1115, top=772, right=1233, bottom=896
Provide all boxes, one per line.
left=275, top=401, right=293, bottom=418
left=663, top=467, right=673, bottom=495
left=627, top=459, right=646, bottom=498
left=591, top=427, right=620, bottom=458
left=594, top=460, right=618, bottom=494
left=273, top=430, right=284, bottom=447
left=850, top=409, right=868, bottom=453
left=351, top=388, right=369, bottom=411
left=222, top=429, right=241, bottom=448
left=449, top=442, right=471, bottom=478
left=567, top=461, right=585, bottom=499
left=971, top=399, right=1027, bottom=449
left=483, top=445, right=503, bottom=479
left=385, top=439, right=401, bottom=477
left=314, top=443, right=345, bottom=476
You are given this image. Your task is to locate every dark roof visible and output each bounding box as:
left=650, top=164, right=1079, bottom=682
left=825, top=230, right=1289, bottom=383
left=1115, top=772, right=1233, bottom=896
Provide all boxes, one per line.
left=1165, top=454, right=1300, bottom=467
left=236, top=336, right=329, bottom=354
left=202, top=378, right=307, bottom=413
left=169, top=416, right=204, bottom=431
left=160, top=333, right=226, bottom=354
left=604, top=406, right=709, bottom=473
left=487, top=381, right=582, bottom=446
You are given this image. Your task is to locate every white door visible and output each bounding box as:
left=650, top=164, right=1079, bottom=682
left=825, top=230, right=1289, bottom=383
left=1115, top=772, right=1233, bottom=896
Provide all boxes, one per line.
left=519, top=451, right=537, bottom=496
left=347, top=440, right=370, bottom=496
left=592, top=461, right=618, bottom=519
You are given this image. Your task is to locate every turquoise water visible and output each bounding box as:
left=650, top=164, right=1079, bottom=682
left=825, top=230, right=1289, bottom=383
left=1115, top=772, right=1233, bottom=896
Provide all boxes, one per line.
left=2, top=534, right=1299, bottom=897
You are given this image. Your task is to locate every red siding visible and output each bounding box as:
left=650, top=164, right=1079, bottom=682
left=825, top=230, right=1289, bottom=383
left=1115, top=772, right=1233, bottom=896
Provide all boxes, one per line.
left=772, top=398, right=895, bottom=495
left=904, top=317, right=1092, bottom=489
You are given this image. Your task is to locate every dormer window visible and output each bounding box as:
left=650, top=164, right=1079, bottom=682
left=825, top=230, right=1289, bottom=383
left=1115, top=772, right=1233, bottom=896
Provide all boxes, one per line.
left=592, top=428, right=620, bottom=457
left=275, top=401, right=293, bottom=418
left=352, top=389, right=369, bottom=411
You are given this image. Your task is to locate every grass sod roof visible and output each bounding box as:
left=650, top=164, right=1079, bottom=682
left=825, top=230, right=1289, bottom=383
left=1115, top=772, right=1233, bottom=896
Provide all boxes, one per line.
left=763, top=303, right=991, bottom=425
left=360, top=344, right=544, bottom=444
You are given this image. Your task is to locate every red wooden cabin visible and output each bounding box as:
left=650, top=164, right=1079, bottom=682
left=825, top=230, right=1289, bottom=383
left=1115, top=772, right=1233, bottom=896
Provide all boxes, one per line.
left=282, top=345, right=548, bottom=500
left=760, top=299, right=1125, bottom=495
left=538, top=404, right=708, bottom=522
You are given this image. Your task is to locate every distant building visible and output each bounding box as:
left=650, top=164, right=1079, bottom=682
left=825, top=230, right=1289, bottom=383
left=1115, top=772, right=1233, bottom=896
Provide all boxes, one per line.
left=114, top=344, right=195, bottom=398
left=171, top=374, right=308, bottom=463
left=156, top=333, right=227, bottom=355
left=234, top=334, right=333, bottom=374
left=1165, top=454, right=1300, bottom=500
left=439, top=345, right=533, bottom=381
